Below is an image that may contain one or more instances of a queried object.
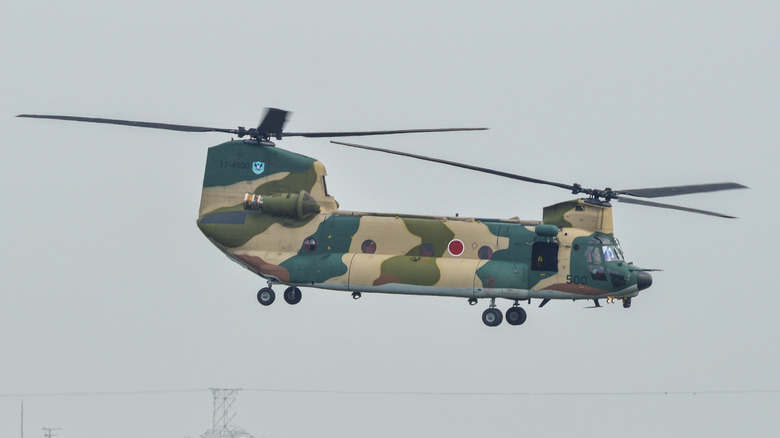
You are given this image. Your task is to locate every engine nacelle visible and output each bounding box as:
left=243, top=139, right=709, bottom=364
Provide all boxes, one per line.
left=244, top=190, right=321, bottom=219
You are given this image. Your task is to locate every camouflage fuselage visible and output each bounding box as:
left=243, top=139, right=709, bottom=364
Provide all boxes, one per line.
left=197, top=141, right=647, bottom=302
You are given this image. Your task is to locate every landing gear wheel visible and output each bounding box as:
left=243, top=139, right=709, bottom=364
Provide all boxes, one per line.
left=257, top=287, right=275, bottom=306
left=482, top=308, right=503, bottom=327
left=623, top=297, right=632, bottom=308
left=283, top=286, right=302, bottom=305
left=505, top=307, right=527, bottom=326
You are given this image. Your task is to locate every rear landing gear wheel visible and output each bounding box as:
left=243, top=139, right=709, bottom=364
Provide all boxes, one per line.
left=506, top=307, right=527, bottom=326
left=482, top=308, right=503, bottom=327
left=283, top=286, right=302, bottom=305
left=257, top=287, right=275, bottom=306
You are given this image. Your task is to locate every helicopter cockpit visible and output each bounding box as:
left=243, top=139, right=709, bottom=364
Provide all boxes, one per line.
left=578, top=234, right=630, bottom=289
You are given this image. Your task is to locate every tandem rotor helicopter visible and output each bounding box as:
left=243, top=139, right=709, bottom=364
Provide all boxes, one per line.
left=18, top=109, right=746, bottom=327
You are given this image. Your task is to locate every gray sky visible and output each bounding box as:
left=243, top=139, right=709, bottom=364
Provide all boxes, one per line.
left=1, top=1, right=778, bottom=437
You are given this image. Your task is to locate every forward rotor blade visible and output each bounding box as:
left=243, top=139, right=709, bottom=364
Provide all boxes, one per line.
left=330, top=141, right=574, bottom=191
left=291, top=127, right=487, bottom=138
left=617, top=182, right=747, bottom=198
left=617, top=197, right=737, bottom=218
left=16, top=114, right=238, bottom=135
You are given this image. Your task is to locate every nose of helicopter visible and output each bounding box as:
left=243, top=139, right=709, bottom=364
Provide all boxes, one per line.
left=637, top=271, right=653, bottom=291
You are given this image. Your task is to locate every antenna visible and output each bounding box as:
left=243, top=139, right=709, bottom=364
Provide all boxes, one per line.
left=200, top=389, right=253, bottom=438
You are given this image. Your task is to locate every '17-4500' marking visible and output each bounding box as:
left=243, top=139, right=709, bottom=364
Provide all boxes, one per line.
left=221, top=161, right=251, bottom=169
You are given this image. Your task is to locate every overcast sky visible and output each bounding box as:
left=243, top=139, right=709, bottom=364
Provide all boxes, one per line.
left=1, top=1, right=778, bottom=437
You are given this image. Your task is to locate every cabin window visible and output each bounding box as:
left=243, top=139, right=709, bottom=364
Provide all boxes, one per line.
left=478, top=246, right=493, bottom=260
left=361, top=239, right=377, bottom=254
left=322, top=176, right=329, bottom=197
left=420, top=242, right=435, bottom=257
left=303, top=237, right=317, bottom=251
left=531, top=242, right=558, bottom=271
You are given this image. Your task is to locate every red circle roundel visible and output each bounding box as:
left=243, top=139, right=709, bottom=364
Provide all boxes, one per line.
left=448, top=239, right=465, bottom=256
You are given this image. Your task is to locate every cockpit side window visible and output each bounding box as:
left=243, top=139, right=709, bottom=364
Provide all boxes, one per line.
left=585, top=246, right=602, bottom=264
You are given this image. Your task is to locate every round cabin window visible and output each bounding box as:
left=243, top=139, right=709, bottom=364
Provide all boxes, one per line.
left=361, top=239, right=377, bottom=254
left=478, top=246, right=493, bottom=260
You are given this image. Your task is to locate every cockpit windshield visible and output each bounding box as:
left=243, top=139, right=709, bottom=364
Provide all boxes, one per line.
left=602, top=245, right=620, bottom=261
left=589, top=235, right=624, bottom=262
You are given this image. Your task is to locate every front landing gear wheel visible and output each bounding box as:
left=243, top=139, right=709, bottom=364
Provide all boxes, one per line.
left=482, top=308, right=503, bottom=327
left=623, top=297, right=632, bottom=308
left=283, top=286, right=302, bottom=305
left=257, top=287, right=275, bottom=306
left=506, top=307, right=527, bottom=326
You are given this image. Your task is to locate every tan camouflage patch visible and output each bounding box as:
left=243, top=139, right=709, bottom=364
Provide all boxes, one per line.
left=348, top=216, right=421, bottom=255
left=311, top=161, right=339, bottom=212
left=555, top=227, right=593, bottom=273
left=435, top=258, right=483, bottom=289
left=348, top=254, right=395, bottom=288
left=562, top=200, right=614, bottom=234
left=439, top=219, right=509, bottom=258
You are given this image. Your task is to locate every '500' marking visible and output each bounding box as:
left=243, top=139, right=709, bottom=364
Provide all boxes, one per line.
left=566, top=274, right=588, bottom=285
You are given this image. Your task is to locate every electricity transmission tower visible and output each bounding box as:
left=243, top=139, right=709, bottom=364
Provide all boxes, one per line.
left=200, top=388, right=253, bottom=438
left=42, top=428, right=61, bottom=438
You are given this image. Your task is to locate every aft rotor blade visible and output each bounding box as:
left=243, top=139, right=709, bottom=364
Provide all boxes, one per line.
left=617, top=182, right=747, bottom=198
left=291, top=127, right=487, bottom=138
left=257, top=108, right=289, bottom=137
left=16, top=114, right=238, bottom=135
left=330, top=141, right=574, bottom=191
left=617, top=197, right=737, bottom=218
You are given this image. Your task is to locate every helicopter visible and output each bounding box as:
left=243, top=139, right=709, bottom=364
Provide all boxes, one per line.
left=17, top=109, right=746, bottom=327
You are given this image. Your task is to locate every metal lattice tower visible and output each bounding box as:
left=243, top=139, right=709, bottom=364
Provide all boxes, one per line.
left=41, top=428, right=61, bottom=438
left=200, top=388, right=253, bottom=438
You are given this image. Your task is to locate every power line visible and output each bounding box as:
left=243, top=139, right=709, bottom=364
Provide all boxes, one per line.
left=241, top=388, right=780, bottom=396
left=1, top=387, right=779, bottom=399
left=0, top=389, right=204, bottom=398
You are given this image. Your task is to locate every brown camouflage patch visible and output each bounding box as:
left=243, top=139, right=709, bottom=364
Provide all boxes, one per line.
left=545, top=283, right=605, bottom=296
left=373, top=272, right=401, bottom=286
left=235, top=254, right=291, bottom=283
